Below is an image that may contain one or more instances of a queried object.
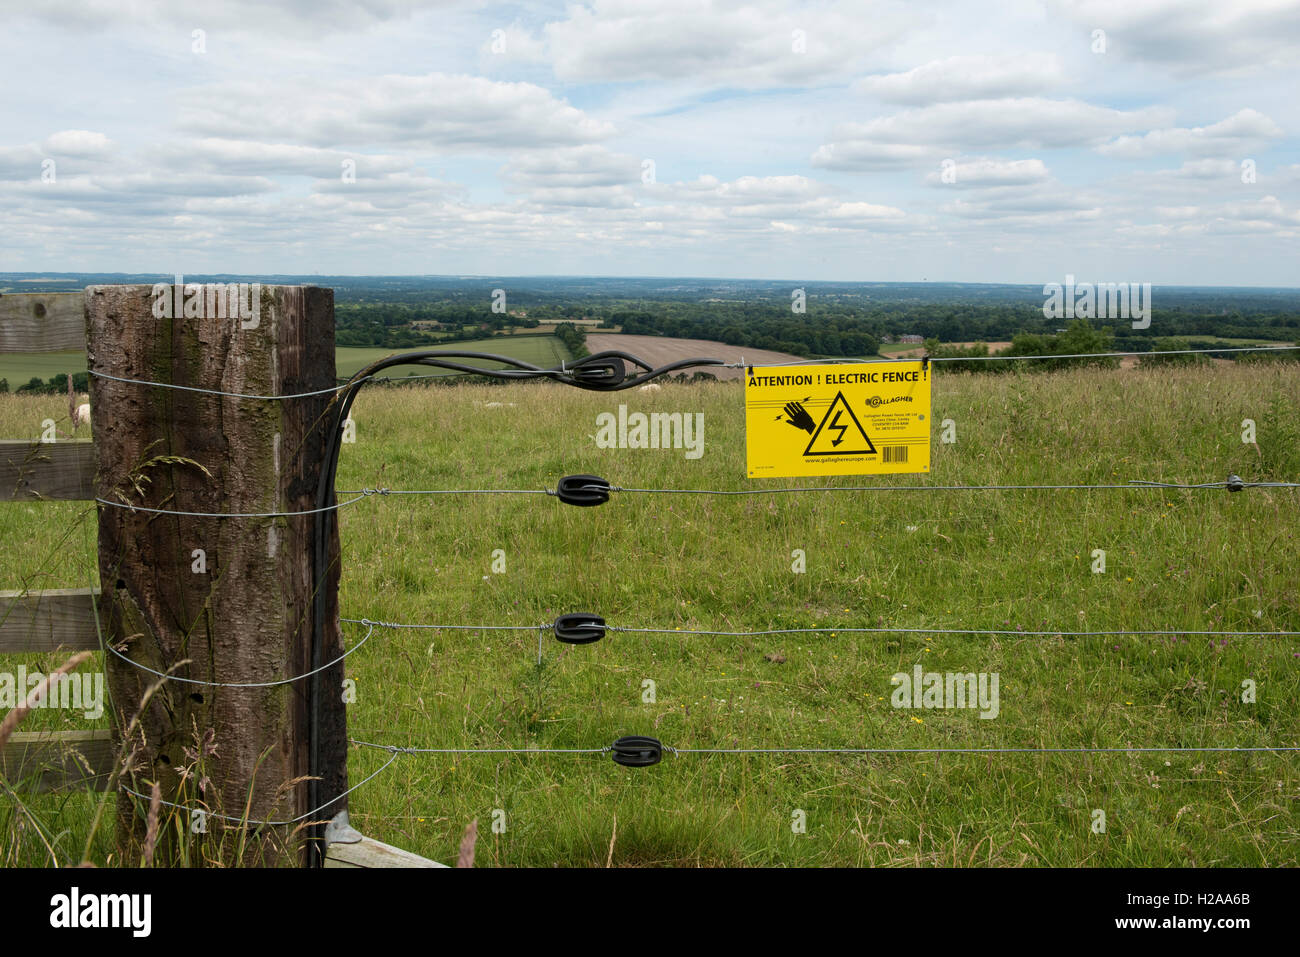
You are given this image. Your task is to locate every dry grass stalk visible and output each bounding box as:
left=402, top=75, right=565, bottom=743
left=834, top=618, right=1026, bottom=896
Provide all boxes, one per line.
left=456, top=818, right=478, bottom=868
left=0, top=650, right=94, bottom=750
left=143, top=782, right=161, bottom=865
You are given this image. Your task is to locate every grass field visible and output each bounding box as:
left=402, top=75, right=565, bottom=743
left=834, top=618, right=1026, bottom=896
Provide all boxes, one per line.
left=0, top=337, right=573, bottom=390
left=337, top=336, right=571, bottom=379
left=1, top=362, right=1298, bottom=866
left=0, top=351, right=86, bottom=388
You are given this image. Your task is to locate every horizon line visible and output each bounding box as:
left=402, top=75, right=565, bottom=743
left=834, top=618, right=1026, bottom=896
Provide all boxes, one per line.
left=1, top=272, right=1298, bottom=292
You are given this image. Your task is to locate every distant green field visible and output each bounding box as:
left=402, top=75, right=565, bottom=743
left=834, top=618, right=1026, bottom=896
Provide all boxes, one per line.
left=0, top=351, right=86, bottom=388
left=337, top=336, right=570, bottom=378
left=0, top=338, right=572, bottom=389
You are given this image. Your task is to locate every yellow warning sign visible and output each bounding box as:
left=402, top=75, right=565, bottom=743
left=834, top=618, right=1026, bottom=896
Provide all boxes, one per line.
left=745, top=361, right=931, bottom=478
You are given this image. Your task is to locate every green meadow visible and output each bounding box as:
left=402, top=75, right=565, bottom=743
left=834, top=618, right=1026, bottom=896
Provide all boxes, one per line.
left=1, top=361, right=1297, bottom=866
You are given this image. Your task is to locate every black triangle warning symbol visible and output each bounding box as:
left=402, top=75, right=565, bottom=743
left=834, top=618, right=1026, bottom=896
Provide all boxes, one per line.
left=804, top=392, right=876, bottom=456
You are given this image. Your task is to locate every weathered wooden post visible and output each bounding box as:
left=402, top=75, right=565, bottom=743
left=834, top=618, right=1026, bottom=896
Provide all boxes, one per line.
left=87, top=282, right=347, bottom=866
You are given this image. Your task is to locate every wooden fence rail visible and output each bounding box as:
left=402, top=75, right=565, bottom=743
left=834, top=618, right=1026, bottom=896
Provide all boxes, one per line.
left=0, top=730, right=114, bottom=792
left=0, top=587, right=101, bottom=653
left=0, top=292, right=85, bottom=352
left=0, top=440, right=96, bottom=500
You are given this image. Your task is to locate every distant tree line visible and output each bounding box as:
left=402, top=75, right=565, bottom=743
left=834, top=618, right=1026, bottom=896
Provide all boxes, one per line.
left=3, top=372, right=89, bottom=394
left=925, top=321, right=1297, bottom=373
left=554, top=321, right=589, bottom=358
left=332, top=295, right=1299, bottom=356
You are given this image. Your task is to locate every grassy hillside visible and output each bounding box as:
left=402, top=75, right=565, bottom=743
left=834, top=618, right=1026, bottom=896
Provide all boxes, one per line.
left=1, top=362, right=1297, bottom=866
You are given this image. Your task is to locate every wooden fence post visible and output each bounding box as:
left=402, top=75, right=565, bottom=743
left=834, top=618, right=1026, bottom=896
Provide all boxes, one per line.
left=87, top=283, right=346, bottom=866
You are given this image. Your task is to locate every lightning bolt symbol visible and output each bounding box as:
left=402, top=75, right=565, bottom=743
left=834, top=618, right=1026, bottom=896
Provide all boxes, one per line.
left=829, top=410, right=848, bottom=447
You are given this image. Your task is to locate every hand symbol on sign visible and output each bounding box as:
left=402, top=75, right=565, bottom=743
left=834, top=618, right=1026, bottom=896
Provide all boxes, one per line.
left=783, top=401, right=816, bottom=435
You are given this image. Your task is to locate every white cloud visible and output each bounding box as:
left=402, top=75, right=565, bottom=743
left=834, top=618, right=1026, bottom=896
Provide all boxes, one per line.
left=939, top=187, right=1101, bottom=222
left=824, top=201, right=908, bottom=221
left=0, top=1, right=1295, bottom=282
left=177, top=74, right=616, bottom=150
left=157, top=139, right=412, bottom=178
left=854, top=54, right=1064, bottom=104
left=1049, top=0, right=1300, bottom=76
left=0, top=0, right=458, bottom=37
left=1097, top=108, right=1283, bottom=158
left=811, top=141, right=938, bottom=171
left=814, top=98, right=1169, bottom=170
left=924, top=158, right=1050, bottom=187
left=1160, top=159, right=1242, bottom=179
left=541, top=0, right=912, bottom=87
left=655, top=174, right=832, bottom=206
left=0, top=143, right=46, bottom=180
left=502, top=146, right=642, bottom=190
left=42, top=130, right=114, bottom=157
left=479, top=21, right=549, bottom=64
left=499, top=146, right=642, bottom=207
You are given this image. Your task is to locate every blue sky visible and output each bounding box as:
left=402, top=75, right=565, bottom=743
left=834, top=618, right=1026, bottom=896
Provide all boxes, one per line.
left=1, top=0, right=1297, bottom=284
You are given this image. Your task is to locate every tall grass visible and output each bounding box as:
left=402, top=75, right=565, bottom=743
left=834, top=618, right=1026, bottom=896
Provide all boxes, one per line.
left=1, top=362, right=1297, bottom=866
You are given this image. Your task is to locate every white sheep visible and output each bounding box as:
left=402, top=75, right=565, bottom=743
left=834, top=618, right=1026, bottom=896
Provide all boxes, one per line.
left=74, top=403, right=91, bottom=428
left=638, top=383, right=662, bottom=393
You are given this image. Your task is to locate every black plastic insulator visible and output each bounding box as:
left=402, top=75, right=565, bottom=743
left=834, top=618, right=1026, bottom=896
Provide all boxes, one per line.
left=554, top=613, right=606, bottom=644
left=569, top=357, right=625, bottom=389
left=1226, top=474, right=1244, bottom=492
left=557, top=474, right=611, bottom=506
left=611, top=736, right=662, bottom=767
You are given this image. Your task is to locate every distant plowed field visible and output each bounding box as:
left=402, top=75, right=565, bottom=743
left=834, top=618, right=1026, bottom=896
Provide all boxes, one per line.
left=585, top=334, right=804, bottom=379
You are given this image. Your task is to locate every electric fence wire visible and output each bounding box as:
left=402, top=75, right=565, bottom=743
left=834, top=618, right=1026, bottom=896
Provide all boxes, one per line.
left=337, top=478, right=1299, bottom=497
left=88, top=342, right=1300, bottom=400
left=87, top=345, right=1300, bottom=863
left=87, top=475, right=1299, bottom=518
left=101, top=620, right=376, bottom=688
left=118, top=749, right=401, bottom=828
left=349, top=739, right=1300, bottom=758
left=349, top=616, right=1300, bottom=640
